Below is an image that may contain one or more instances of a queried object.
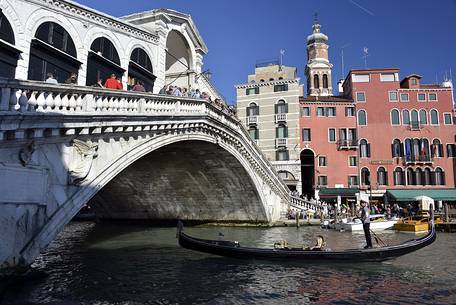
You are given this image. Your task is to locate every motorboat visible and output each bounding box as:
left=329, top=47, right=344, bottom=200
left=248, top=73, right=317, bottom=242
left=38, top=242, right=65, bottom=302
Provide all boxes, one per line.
left=394, top=213, right=443, bottom=233
left=176, top=221, right=436, bottom=262
left=333, top=214, right=399, bottom=232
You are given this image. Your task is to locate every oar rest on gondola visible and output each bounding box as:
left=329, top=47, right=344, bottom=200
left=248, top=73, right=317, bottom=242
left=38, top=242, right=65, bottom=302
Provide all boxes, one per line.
left=176, top=221, right=436, bottom=262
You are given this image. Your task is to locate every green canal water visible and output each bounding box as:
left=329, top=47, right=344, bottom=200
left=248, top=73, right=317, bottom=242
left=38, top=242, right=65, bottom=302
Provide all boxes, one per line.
left=1, top=221, right=455, bottom=304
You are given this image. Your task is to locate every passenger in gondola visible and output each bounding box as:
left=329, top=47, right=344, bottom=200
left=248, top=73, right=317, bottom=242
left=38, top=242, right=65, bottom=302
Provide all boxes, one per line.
left=360, top=200, right=373, bottom=249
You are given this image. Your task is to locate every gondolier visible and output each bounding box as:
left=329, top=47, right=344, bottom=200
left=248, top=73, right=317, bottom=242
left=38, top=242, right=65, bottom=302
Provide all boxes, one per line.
left=360, top=200, right=373, bottom=249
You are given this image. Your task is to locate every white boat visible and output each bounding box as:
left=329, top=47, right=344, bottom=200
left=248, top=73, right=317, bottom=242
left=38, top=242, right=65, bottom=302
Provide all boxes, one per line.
left=333, top=214, right=398, bottom=232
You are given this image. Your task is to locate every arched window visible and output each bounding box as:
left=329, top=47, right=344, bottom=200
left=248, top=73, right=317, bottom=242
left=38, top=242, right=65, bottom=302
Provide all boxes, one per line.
left=412, top=138, right=420, bottom=161
left=313, top=74, right=320, bottom=89
left=424, top=168, right=432, bottom=185
left=419, top=109, right=428, bottom=125
left=404, top=138, right=412, bottom=161
left=128, top=48, right=156, bottom=92
left=431, top=139, right=443, bottom=157
left=28, top=21, right=79, bottom=83
left=358, top=110, right=367, bottom=126
left=392, top=139, right=402, bottom=157
left=422, top=138, right=430, bottom=161
left=434, top=168, right=445, bottom=185
left=430, top=109, right=439, bottom=125
left=276, top=124, right=288, bottom=138
left=275, top=100, right=288, bottom=114
left=411, top=109, right=419, bottom=125
left=359, top=139, right=370, bottom=158
left=246, top=102, right=259, bottom=117
left=248, top=126, right=259, bottom=140
left=394, top=168, right=405, bottom=185
left=415, top=168, right=423, bottom=185
left=391, top=109, right=400, bottom=125
left=0, top=11, right=19, bottom=78
left=406, top=168, right=415, bottom=185
left=322, top=74, right=328, bottom=88
left=402, top=109, right=410, bottom=125
left=86, top=37, right=124, bottom=86
left=361, top=167, right=370, bottom=186
left=377, top=167, right=388, bottom=185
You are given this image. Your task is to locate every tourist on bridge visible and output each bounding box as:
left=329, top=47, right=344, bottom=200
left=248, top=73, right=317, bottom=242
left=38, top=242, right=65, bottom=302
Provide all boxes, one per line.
left=105, top=74, right=123, bottom=90
left=65, top=72, right=78, bottom=84
left=360, top=200, right=373, bottom=249
left=132, top=81, right=145, bottom=92
left=93, top=78, right=104, bottom=88
left=45, top=72, right=58, bottom=84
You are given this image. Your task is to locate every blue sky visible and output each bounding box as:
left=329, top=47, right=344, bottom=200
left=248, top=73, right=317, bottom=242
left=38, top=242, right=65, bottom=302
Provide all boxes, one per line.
left=78, top=0, right=456, bottom=104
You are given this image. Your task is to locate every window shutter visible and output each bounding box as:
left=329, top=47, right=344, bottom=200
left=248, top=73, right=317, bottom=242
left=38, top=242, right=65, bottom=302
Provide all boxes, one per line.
left=285, top=84, right=288, bottom=91
left=441, top=171, right=446, bottom=185
left=246, top=89, right=250, bottom=95
left=285, top=103, right=288, bottom=113
left=276, top=127, right=279, bottom=138
left=255, top=87, right=259, bottom=94
left=439, top=144, right=444, bottom=157
left=284, top=126, right=288, bottom=138
left=430, top=172, right=436, bottom=185
left=275, top=150, right=279, bottom=161
left=246, top=107, right=250, bottom=117
left=274, top=104, right=278, bottom=114
left=367, top=143, right=371, bottom=157
left=391, top=144, right=395, bottom=157
left=255, top=129, right=259, bottom=139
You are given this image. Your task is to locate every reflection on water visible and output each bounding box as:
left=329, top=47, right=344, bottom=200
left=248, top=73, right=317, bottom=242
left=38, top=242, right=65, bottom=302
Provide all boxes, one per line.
left=1, top=221, right=455, bottom=305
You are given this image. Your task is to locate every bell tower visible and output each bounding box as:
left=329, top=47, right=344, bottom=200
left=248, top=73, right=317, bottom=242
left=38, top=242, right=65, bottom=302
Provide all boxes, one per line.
left=305, top=15, right=333, bottom=97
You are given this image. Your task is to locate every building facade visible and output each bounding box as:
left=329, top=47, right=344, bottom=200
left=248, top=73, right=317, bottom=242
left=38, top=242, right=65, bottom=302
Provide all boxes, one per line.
left=235, top=64, right=303, bottom=192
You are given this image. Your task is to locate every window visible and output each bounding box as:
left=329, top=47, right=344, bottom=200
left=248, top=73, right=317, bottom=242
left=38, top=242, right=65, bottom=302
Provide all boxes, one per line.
left=377, top=167, right=388, bottom=186
left=424, top=168, right=432, bottom=185
left=275, top=100, right=288, bottom=114
left=318, top=176, right=328, bottom=186
left=359, top=139, right=371, bottom=158
left=434, top=168, right=445, bottom=185
left=352, top=74, right=370, bottom=82
left=317, top=107, right=325, bottom=116
left=302, top=107, right=310, bottom=117
left=276, top=149, right=289, bottom=161
left=276, top=124, right=288, bottom=138
left=356, top=92, right=366, bottom=102
left=274, top=84, right=288, bottom=92
left=248, top=126, right=259, bottom=140
left=392, top=139, right=402, bottom=157
left=302, top=128, right=311, bottom=141
left=402, top=109, right=410, bottom=125
left=246, top=87, right=259, bottom=95
left=314, top=74, right=320, bottom=89
left=400, top=93, right=409, bottom=102
left=348, top=176, right=359, bottom=187
left=380, top=73, right=396, bottom=82
left=419, top=109, right=428, bottom=125
left=430, top=109, right=439, bottom=125
left=417, top=93, right=426, bottom=101
left=431, top=139, right=443, bottom=158
left=246, top=102, right=259, bottom=116
left=349, top=156, right=357, bottom=167
left=361, top=168, right=370, bottom=185
left=429, top=93, right=437, bottom=101
left=323, top=74, right=328, bottom=88
left=415, top=168, right=423, bottom=186
left=345, top=107, right=355, bottom=117
left=391, top=109, right=400, bottom=125
left=389, top=91, right=398, bottom=101
left=411, top=110, right=419, bottom=127
left=326, top=107, right=336, bottom=117
left=358, top=110, right=367, bottom=126
left=269, top=78, right=274, bottom=81
left=328, top=128, right=336, bottom=142
left=394, top=168, right=405, bottom=185
left=406, top=168, right=415, bottom=185
left=411, top=78, right=417, bottom=85
left=318, top=156, right=327, bottom=167
left=444, top=113, right=452, bottom=125
left=447, top=144, right=456, bottom=157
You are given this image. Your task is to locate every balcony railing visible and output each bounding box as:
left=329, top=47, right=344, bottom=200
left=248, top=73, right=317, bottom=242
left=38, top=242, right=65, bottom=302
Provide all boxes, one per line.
left=275, top=113, right=287, bottom=123
left=409, top=121, right=422, bottom=130
left=403, top=155, right=433, bottom=164
left=275, top=138, right=287, bottom=147
left=337, top=139, right=358, bottom=150
left=246, top=115, right=258, bottom=125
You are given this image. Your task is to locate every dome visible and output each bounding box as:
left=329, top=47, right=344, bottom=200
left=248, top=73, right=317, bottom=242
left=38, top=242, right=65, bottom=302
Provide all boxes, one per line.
left=307, top=32, right=328, bottom=44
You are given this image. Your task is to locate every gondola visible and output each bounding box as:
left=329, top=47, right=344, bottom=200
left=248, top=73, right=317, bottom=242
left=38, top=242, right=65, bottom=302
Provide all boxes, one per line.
left=177, top=222, right=436, bottom=262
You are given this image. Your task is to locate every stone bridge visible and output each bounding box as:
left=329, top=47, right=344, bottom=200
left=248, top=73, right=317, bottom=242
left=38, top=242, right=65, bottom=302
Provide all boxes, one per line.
left=0, top=79, right=322, bottom=273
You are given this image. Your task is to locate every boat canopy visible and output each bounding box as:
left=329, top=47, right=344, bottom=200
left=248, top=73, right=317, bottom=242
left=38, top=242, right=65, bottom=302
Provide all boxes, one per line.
left=386, top=189, right=456, bottom=202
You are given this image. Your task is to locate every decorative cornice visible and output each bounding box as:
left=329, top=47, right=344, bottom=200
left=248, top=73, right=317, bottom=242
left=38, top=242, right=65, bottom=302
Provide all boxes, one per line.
left=235, top=79, right=300, bottom=89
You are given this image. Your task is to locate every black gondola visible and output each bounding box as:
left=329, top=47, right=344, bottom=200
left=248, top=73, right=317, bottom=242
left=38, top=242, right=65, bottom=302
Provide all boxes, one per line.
left=177, top=222, right=436, bottom=262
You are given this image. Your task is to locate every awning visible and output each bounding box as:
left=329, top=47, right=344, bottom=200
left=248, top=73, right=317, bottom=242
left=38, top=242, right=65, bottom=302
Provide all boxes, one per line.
left=319, top=188, right=359, bottom=198
left=386, top=189, right=456, bottom=202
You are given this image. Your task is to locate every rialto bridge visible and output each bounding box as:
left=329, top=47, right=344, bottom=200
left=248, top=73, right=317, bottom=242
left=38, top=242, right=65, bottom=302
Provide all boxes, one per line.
left=0, top=0, right=322, bottom=273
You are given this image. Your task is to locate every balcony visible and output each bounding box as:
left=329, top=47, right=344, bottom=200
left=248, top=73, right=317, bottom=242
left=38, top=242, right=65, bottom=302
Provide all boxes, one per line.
left=403, top=155, right=433, bottom=164
left=409, top=121, right=422, bottom=131
left=275, top=113, right=287, bottom=123
left=275, top=138, right=288, bottom=148
left=246, top=115, right=258, bottom=125
left=337, top=139, right=358, bottom=150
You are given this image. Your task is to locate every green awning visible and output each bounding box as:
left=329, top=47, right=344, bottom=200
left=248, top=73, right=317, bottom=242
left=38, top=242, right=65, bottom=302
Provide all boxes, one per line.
left=386, top=189, right=456, bottom=201
left=319, top=188, right=359, bottom=198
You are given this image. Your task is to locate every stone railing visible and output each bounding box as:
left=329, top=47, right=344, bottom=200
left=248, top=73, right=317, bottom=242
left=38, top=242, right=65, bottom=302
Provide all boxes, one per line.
left=289, top=196, right=323, bottom=212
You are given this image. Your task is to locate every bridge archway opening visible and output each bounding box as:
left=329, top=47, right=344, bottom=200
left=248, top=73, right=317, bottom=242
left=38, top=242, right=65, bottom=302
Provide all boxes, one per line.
left=28, top=21, right=80, bottom=83
left=300, top=149, right=314, bottom=199
left=0, top=11, right=19, bottom=78
left=128, top=47, right=156, bottom=92
left=89, top=140, right=266, bottom=222
left=86, top=37, right=125, bottom=87
left=278, top=170, right=297, bottom=191
left=165, top=30, right=191, bottom=89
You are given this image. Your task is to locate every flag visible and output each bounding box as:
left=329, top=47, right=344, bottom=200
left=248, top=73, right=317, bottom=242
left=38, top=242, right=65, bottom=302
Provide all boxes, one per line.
left=405, top=140, right=410, bottom=161
left=420, top=140, right=425, bottom=159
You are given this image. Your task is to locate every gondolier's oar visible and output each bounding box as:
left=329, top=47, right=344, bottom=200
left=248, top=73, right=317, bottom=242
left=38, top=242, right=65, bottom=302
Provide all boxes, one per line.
left=370, top=229, right=387, bottom=247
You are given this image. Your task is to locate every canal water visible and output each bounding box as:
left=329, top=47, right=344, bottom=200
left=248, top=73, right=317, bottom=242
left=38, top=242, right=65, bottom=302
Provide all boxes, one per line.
left=2, top=221, right=456, bottom=305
